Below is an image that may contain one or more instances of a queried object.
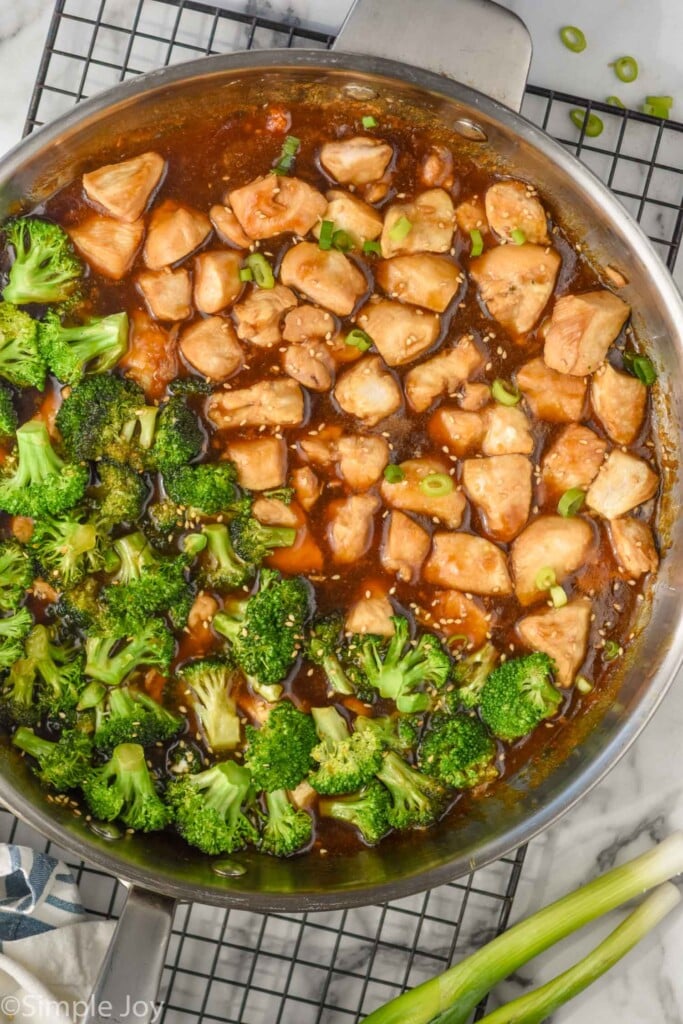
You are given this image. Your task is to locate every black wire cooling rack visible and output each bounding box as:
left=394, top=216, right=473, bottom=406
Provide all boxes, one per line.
left=5, top=2, right=683, bottom=1022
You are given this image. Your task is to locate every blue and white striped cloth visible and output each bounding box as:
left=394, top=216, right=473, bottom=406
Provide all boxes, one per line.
left=0, top=845, right=85, bottom=942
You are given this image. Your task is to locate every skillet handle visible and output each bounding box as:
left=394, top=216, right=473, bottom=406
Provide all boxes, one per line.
left=334, top=0, right=532, bottom=111
left=83, top=886, right=176, bottom=1024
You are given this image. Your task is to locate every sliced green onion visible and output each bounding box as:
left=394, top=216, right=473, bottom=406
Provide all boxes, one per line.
left=244, top=252, right=274, bottom=289
left=623, top=351, right=656, bottom=385
left=535, top=566, right=557, bottom=591
left=570, top=109, right=604, bottom=137
left=557, top=487, right=585, bottom=518
left=469, top=228, right=484, bottom=257
left=446, top=634, right=469, bottom=649
left=606, top=95, right=625, bottom=108
left=345, top=329, right=373, bottom=352
left=491, top=379, right=521, bottom=406
left=550, top=585, right=568, bottom=608
left=272, top=134, right=301, bottom=175
left=318, top=219, right=334, bottom=251
left=559, top=26, right=587, bottom=53
left=239, top=267, right=253, bottom=282
left=604, top=639, right=621, bottom=661
left=332, top=229, right=354, bottom=252
left=362, top=115, right=378, bottom=128
left=611, top=56, right=638, bottom=83
left=383, top=464, right=405, bottom=484
left=389, top=215, right=412, bottom=242
left=576, top=675, right=594, bottom=694
left=418, top=473, right=454, bottom=498
left=510, top=228, right=526, bottom=245
left=642, top=96, right=673, bottom=119
left=363, top=240, right=382, bottom=255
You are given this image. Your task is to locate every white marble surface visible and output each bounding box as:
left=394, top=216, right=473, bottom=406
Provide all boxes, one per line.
left=0, top=2, right=682, bottom=1023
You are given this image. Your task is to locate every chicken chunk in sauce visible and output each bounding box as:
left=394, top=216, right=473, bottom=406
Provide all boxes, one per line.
left=404, top=334, right=484, bottom=412
left=143, top=199, right=211, bottom=270
left=516, top=357, right=587, bottom=422
left=69, top=216, right=144, bottom=280
left=320, top=136, right=393, bottom=187
left=356, top=299, right=440, bottom=366
left=541, top=424, right=607, bottom=497
left=327, top=494, right=380, bottom=564
left=225, top=437, right=287, bottom=491
left=334, top=356, right=402, bottom=426
left=470, top=244, right=561, bottom=335
left=484, top=180, right=549, bottom=245
left=380, top=457, right=466, bottom=529
left=228, top=175, right=326, bottom=240
left=280, top=243, right=366, bottom=317
left=591, top=362, right=646, bottom=445
left=381, top=189, right=455, bottom=258
left=462, top=454, right=532, bottom=542
left=137, top=267, right=192, bottom=322
left=517, top=599, right=592, bottom=688
left=511, top=515, right=595, bottom=606
left=609, top=518, right=658, bottom=578
left=233, top=285, right=298, bottom=349
left=179, top=316, right=243, bottom=382
left=586, top=451, right=659, bottom=519
left=424, top=533, right=512, bottom=596
left=543, top=291, right=630, bottom=376
left=313, top=190, right=383, bottom=247
left=376, top=254, right=461, bottom=313
left=193, top=250, right=243, bottom=315
left=380, top=511, right=431, bottom=583
left=207, top=378, right=305, bottom=429
left=83, top=151, right=165, bottom=223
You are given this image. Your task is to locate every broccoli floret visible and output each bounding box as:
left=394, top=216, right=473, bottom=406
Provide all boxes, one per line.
left=355, top=713, right=422, bottom=756
left=318, top=781, right=392, bottom=845
left=166, top=760, right=257, bottom=855
left=419, top=714, right=498, bottom=789
left=244, top=700, right=317, bottom=793
left=54, top=374, right=147, bottom=465
left=13, top=726, right=93, bottom=790
left=84, top=617, right=174, bottom=686
left=81, top=742, right=170, bottom=831
left=26, top=624, right=84, bottom=722
left=213, top=569, right=310, bottom=685
left=261, top=487, right=294, bottom=505
left=145, top=398, right=204, bottom=473
left=28, top=508, right=105, bottom=587
left=0, top=540, right=33, bottom=613
left=260, top=788, right=312, bottom=857
left=375, top=750, right=447, bottom=830
left=103, top=531, right=192, bottom=633
left=229, top=515, right=296, bottom=565
left=0, top=381, right=17, bottom=438
left=448, top=642, right=499, bottom=711
left=37, top=309, right=128, bottom=384
left=168, top=377, right=213, bottom=397
left=0, top=656, right=39, bottom=725
left=163, top=462, right=243, bottom=517
left=479, top=653, right=562, bottom=741
left=2, top=217, right=82, bottom=306
left=309, top=705, right=385, bottom=795
left=146, top=499, right=184, bottom=542
left=94, top=459, right=149, bottom=526
left=57, top=577, right=111, bottom=634
left=197, top=523, right=253, bottom=591
left=305, top=614, right=354, bottom=695
left=94, top=687, right=182, bottom=752
left=0, top=607, right=33, bottom=673
left=0, top=420, right=88, bottom=517
left=178, top=658, right=240, bottom=753
left=0, top=303, right=46, bottom=389
left=357, top=617, right=451, bottom=712
left=165, top=738, right=205, bottom=776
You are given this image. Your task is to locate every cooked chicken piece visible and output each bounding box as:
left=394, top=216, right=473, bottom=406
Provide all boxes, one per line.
left=484, top=180, right=549, bottom=245
left=420, top=589, right=490, bottom=650
left=265, top=502, right=324, bottom=575
left=337, top=435, right=390, bottom=491
left=334, top=356, right=402, bottom=426
left=541, top=424, right=607, bottom=496
left=404, top=334, right=484, bottom=412
left=188, top=591, right=219, bottom=633
left=380, top=511, right=431, bottom=583
left=209, top=204, right=251, bottom=248
left=136, top=267, right=192, bottom=321
left=253, top=496, right=299, bottom=528
left=82, top=151, right=165, bottom=223
left=280, top=243, right=366, bottom=317
left=207, top=378, right=305, bottom=429
left=298, top=427, right=340, bottom=467
left=463, top=454, right=532, bottom=542
left=544, top=291, right=630, bottom=375
left=320, top=137, right=393, bottom=187
left=233, top=285, right=298, bottom=348
left=419, top=145, right=455, bottom=189
left=179, top=316, right=243, bottom=382
left=345, top=589, right=396, bottom=636
left=193, top=250, right=243, bottom=314
left=381, top=189, right=455, bottom=258
left=69, top=216, right=144, bottom=280
left=459, top=382, right=491, bottom=411
left=428, top=406, right=485, bottom=457
left=454, top=195, right=487, bottom=234
left=424, top=533, right=512, bottom=595
left=292, top=466, right=322, bottom=511
left=143, top=199, right=211, bottom=270
left=376, top=254, right=461, bottom=313
left=288, top=780, right=317, bottom=811
left=356, top=299, right=440, bottom=366
left=327, top=493, right=381, bottom=564
left=609, top=518, right=658, bottom=578
left=312, top=190, right=383, bottom=247
left=380, top=457, right=466, bottom=529
left=228, top=175, right=326, bottom=240
left=120, top=310, right=178, bottom=400
left=591, top=362, right=646, bottom=445
left=327, top=330, right=365, bottom=366
left=517, top=598, right=592, bottom=688
left=516, top=357, right=587, bottom=422
left=482, top=405, right=534, bottom=456
left=511, top=515, right=594, bottom=606
left=282, top=304, right=336, bottom=343
left=470, top=244, right=561, bottom=335
left=225, top=437, right=287, bottom=491
left=283, top=341, right=335, bottom=392
left=586, top=451, right=659, bottom=519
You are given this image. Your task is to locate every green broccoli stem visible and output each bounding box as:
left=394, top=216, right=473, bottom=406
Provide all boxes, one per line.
left=12, top=726, right=52, bottom=761
left=14, top=421, right=64, bottom=484
left=475, top=883, right=680, bottom=1024
left=204, top=523, right=248, bottom=571
left=265, top=788, right=291, bottom=821
left=323, top=654, right=354, bottom=695
left=247, top=676, right=283, bottom=703
left=77, top=680, right=107, bottom=711
left=311, top=706, right=350, bottom=747
left=85, top=636, right=146, bottom=686
left=361, top=833, right=683, bottom=1024
left=113, top=532, right=156, bottom=583
left=120, top=406, right=158, bottom=450
left=213, top=604, right=249, bottom=644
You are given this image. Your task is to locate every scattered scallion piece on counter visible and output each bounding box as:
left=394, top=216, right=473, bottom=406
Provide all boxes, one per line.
left=239, top=267, right=253, bottom=282
left=610, top=55, right=639, bottom=83
left=244, top=253, right=274, bottom=289
left=550, top=585, right=568, bottom=609
left=576, top=675, right=594, bottom=694
left=383, top=465, right=405, bottom=484
left=389, top=215, right=412, bottom=241
left=318, top=219, right=334, bottom=251
left=623, top=350, right=656, bottom=385
left=469, top=228, right=484, bottom=257
left=642, top=95, right=673, bottom=118
left=362, top=833, right=683, bottom=1024
left=362, top=115, right=378, bottom=128
left=535, top=566, right=557, bottom=591
left=606, top=95, right=625, bottom=108
left=332, top=229, right=354, bottom=252
left=272, top=134, right=300, bottom=175
left=418, top=473, right=453, bottom=497
left=363, top=240, right=381, bottom=255
left=570, top=109, right=604, bottom=137
left=491, top=379, right=521, bottom=406
left=510, top=228, right=526, bottom=245
left=345, top=328, right=373, bottom=352
left=603, top=639, right=621, bottom=660
left=559, top=25, right=587, bottom=53
left=557, top=487, right=585, bottom=518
